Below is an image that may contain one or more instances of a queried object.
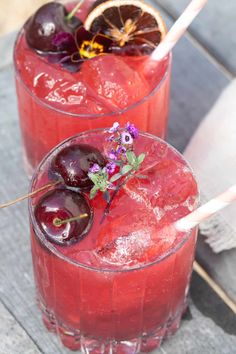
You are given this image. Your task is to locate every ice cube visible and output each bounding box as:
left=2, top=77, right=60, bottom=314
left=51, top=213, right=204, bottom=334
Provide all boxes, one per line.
left=96, top=228, right=153, bottom=267
left=81, top=55, right=149, bottom=111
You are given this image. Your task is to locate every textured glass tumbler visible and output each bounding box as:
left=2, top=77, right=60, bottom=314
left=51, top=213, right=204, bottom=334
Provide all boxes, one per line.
left=29, top=129, right=198, bottom=353
left=14, top=0, right=172, bottom=176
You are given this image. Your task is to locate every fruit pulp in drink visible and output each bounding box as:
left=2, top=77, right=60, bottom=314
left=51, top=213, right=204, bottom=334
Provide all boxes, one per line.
left=14, top=0, right=171, bottom=174
left=30, top=130, right=198, bottom=352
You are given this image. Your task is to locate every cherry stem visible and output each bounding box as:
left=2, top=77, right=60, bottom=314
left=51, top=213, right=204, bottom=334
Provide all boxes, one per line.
left=53, top=213, right=88, bottom=227
left=66, top=0, right=84, bottom=21
left=0, top=181, right=60, bottom=209
left=100, top=173, right=133, bottom=224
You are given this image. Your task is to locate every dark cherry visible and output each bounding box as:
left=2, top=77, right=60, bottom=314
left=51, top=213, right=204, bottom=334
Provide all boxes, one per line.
left=51, top=144, right=106, bottom=190
left=25, top=2, right=81, bottom=54
left=34, top=188, right=93, bottom=246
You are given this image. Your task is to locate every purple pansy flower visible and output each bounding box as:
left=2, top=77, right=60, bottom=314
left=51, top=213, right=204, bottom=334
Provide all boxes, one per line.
left=48, top=26, right=114, bottom=72
left=49, top=30, right=81, bottom=71
left=52, top=32, right=76, bottom=52
left=105, top=162, right=116, bottom=174
left=125, top=122, right=139, bottom=139
left=89, top=163, right=101, bottom=174
left=108, top=122, right=120, bottom=134
left=121, top=131, right=133, bottom=145
left=75, top=26, right=113, bottom=59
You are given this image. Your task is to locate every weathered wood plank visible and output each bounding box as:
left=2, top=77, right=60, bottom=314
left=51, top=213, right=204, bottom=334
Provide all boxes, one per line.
left=156, top=300, right=236, bottom=354
left=0, top=300, right=42, bottom=354
left=155, top=0, right=236, bottom=76
left=151, top=9, right=230, bottom=151
left=190, top=269, right=236, bottom=336
left=196, top=236, right=236, bottom=305
left=168, top=33, right=229, bottom=151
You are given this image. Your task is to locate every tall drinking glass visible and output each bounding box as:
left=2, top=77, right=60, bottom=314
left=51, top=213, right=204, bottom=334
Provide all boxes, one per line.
left=14, top=0, right=171, bottom=175
left=29, top=128, right=199, bottom=353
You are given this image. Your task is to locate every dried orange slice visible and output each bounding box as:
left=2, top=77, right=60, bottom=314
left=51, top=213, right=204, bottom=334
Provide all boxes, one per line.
left=84, top=0, right=167, bottom=55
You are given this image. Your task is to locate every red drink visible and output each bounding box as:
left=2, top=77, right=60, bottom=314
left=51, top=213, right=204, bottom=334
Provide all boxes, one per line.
left=14, top=0, right=171, bottom=174
left=29, top=128, right=198, bottom=353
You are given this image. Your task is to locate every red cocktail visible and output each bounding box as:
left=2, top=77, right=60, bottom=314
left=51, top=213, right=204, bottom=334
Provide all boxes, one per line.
left=29, top=127, right=198, bottom=353
left=14, top=0, right=171, bottom=175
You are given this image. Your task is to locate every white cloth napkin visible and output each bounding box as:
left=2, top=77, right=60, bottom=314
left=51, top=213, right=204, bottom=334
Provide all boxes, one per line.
left=184, top=79, right=236, bottom=253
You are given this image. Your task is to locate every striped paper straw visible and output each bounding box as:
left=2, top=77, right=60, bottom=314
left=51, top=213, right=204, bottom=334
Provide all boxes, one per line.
left=151, top=0, right=208, bottom=61
left=175, top=185, right=236, bottom=232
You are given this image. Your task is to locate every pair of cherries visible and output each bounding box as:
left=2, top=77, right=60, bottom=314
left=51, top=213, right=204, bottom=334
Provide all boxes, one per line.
left=35, top=144, right=106, bottom=246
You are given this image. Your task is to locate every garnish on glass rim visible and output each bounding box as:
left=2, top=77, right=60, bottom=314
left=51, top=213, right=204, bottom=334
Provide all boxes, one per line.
left=88, top=122, right=146, bottom=221
left=24, top=0, right=113, bottom=72
left=24, top=0, right=168, bottom=72
left=0, top=122, right=144, bottom=229
left=48, top=26, right=113, bottom=72
left=84, top=0, right=167, bottom=56
left=24, top=2, right=82, bottom=55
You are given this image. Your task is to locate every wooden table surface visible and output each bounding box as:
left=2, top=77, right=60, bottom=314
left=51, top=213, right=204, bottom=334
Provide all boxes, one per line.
left=0, top=1, right=236, bottom=353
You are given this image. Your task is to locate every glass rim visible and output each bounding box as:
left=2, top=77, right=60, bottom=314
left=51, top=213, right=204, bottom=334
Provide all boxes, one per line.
left=29, top=128, right=200, bottom=273
left=14, top=28, right=172, bottom=119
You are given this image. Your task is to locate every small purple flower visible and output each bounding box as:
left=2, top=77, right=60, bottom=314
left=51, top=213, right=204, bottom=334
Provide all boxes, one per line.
left=107, top=134, right=115, bottom=142
left=105, top=162, right=116, bottom=174
left=121, top=131, right=133, bottom=145
left=108, top=122, right=120, bottom=134
left=89, top=163, right=101, bottom=174
left=117, top=146, right=126, bottom=155
left=125, top=122, right=139, bottom=139
left=108, top=150, right=117, bottom=160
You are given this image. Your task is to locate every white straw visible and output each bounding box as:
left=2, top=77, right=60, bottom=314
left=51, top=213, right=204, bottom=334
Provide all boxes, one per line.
left=175, top=185, right=236, bottom=232
left=151, top=0, right=208, bottom=61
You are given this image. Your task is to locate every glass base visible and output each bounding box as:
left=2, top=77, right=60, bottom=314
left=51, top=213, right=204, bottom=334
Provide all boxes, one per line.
left=39, top=301, right=186, bottom=353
